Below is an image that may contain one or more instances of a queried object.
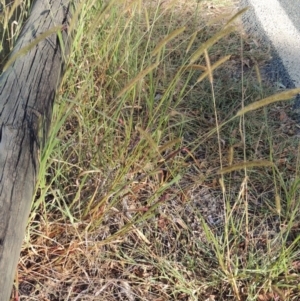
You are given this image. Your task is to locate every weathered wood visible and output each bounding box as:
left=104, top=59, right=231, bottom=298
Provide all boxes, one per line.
left=0, top=0, right=74, bottom=299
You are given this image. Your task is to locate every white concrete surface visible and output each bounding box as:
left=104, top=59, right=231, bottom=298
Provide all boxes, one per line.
left=241, top=0, right=300, bottom=87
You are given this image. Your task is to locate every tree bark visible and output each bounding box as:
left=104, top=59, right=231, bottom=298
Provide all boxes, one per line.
left=0, top=0, right=74, bottom=299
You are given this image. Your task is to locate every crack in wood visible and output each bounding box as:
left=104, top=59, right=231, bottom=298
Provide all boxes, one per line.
left=62, top=4, right=71, bottom=27
left=0, top=1, right=77, bottom=299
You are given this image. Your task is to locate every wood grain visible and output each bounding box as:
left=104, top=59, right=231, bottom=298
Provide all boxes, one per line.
left=0, top=0, right=74, bottom=299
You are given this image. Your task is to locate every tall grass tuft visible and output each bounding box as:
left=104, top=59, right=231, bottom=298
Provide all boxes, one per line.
left=14, top=0, right=300, bottom=300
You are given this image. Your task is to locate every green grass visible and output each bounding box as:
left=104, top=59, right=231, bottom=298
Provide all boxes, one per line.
left=4, top=0, right=300, bottom=300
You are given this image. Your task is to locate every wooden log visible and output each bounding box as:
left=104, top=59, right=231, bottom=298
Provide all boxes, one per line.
left=0, top=0, right=74, bottom=299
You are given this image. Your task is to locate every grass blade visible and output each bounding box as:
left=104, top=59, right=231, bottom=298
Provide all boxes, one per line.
left=117, top=62, right=159, bottom=98
left=136, top=126, right=161, bottom=157
left=186, top=31, right=198, bottom=54
left=86, top=0, right=121, bottom=39
left=3, top=25, right=62, bottom=71
left=184, top=64, right=206, bottom=71
left=203, top=49, right=213, bottom=84
left=190, top=25, right=235, bottom=64
left=197, top=55, right=231, bottom=83
left=224, top=7, right=249, bottom=27
left=151, top=26, right=186, bottom=56
left=218, top=160, right=274, bottom=174
left=236, top=88, right=300, bottom=116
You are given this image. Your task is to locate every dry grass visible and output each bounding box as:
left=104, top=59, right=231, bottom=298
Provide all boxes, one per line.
left=0, top=0, right=31, bottom=70
left=2, top=0, right=300, bottom=300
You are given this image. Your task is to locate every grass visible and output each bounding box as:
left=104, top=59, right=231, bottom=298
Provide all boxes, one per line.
left=2, top=0, right=300, bottom=300
left=0, top=0, right=32, bottom=70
